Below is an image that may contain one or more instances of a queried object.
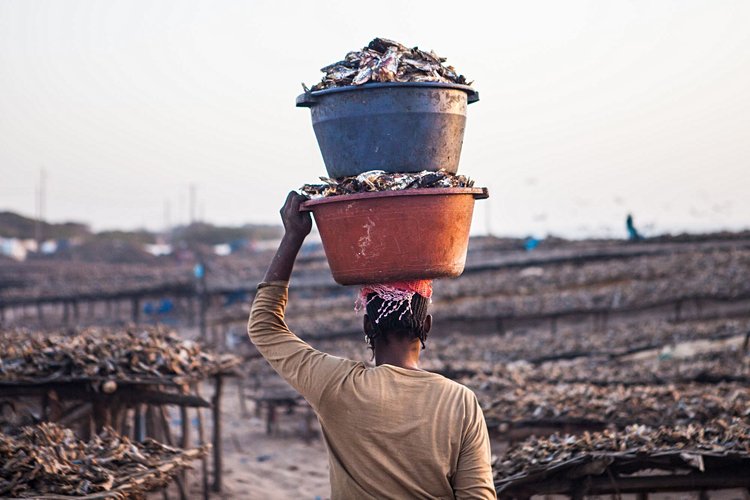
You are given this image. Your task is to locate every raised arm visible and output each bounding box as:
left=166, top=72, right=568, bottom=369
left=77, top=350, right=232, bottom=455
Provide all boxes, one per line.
left=263, top=191, right=312, bottom=282
left=248, top=192, right=357, bottom=409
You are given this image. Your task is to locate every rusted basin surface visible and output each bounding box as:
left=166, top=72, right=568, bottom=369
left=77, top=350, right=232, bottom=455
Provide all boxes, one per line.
left=301, top=188, right=489, bottom=285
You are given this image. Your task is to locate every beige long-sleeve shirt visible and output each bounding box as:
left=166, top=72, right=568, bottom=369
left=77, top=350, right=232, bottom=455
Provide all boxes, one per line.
left=248, top=282, right=496, bottom=500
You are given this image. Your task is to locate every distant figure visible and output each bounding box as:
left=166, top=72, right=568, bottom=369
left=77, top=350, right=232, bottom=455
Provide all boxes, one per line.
left=524, top=236, right=541, bottom=251
left=626, top=213, right=643, bottom=241
left=193, top=262, right=205, bottom=279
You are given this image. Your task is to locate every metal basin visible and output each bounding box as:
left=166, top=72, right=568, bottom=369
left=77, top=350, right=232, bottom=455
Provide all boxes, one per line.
left=296, top=82, right=479, bottom=178
left=300, top=187, right=488, bottom=285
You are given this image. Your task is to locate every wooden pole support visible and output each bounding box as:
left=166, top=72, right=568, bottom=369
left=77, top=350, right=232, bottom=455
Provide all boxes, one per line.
left=211, top=375, right=224, bottom=493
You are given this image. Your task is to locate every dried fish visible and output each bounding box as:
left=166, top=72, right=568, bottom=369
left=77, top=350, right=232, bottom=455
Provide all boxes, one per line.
left=493, top=418, right=750, bottom=480
left=0, top=326, right=238, bottom=383
left=299, top=169, right=475, bottom=199
left=307, top=37, right=471, bottom=91
left=0, top=422, right=206, bottom=498
left=478, top=381, right=750, bottom=431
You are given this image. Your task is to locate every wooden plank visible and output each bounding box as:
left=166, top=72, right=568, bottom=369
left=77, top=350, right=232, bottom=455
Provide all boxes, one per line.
left=500, top=471, right=750, bottom=497
left=194, top=386, right=210, bottom=500
left=211, top=375, right=223, bottom=493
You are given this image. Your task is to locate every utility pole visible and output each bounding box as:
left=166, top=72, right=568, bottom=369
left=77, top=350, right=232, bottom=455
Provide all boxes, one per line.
left=189, top=184, right=196, bottom=225
left=163, top=199, right=171, bottom=242
left=485, top=194, right=492, bottom=237
left=163, top=199, right=170, bottom=231
left=35, top=168, right=46, bottom=248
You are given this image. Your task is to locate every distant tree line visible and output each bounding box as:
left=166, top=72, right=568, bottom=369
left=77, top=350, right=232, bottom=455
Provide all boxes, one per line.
left=1, top=211, right=281, bottom=243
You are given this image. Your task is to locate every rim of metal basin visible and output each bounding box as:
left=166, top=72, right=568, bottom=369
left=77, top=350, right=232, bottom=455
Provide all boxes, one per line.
left=296, top=82, right=479, bottom=108
left=300, top=187, right=489, bottom=211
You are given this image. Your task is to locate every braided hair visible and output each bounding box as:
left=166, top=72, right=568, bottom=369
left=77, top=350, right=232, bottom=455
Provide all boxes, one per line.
left=364, top=292, right=430, bottom=356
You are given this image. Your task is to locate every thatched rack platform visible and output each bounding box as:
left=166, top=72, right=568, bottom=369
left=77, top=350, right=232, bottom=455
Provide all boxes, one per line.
left=495, top=449, right=750, bottom=499
left=0, top=328, right=240, bottom=498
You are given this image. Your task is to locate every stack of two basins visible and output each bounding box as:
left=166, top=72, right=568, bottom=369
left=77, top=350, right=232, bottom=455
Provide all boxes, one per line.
left=297, top=82, right=487, bottom=285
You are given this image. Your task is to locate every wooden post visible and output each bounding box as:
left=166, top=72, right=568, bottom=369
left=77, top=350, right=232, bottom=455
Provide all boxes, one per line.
left=121, top=407, right=133, bottom=437
left=188, top=297, right=196, bottom=327
left=63, top=301, right=70, bottom=325
left=145, top=404, right=158, bottom=440
left=41, top=392, right=49, bottom=420
left=211, top=375, right=224, bottom=492
left=211, top=325, right=219, bottom=348
left=199, top=295, right=207, bottom=341
left=37, top=302, right=44, bottom=323
left=72, top=300, right=80, bottom=323
left=159, top=405, right=174, bottom=446
left=495, top=318, right=505, bottom=335
left=174, top=477, right=188, bottom=500
left=87, top=410, right=96, bottom=440
left=237, top=377, right=249, bottom=418
left=180, top=405, right=190, bottom=448
left=195, top=399, right=210, bottom=500
left=179, top=403, right=190, bottom=500
left=111, top=402, right=125, bottom=435
left=134, top=404, right=144, bottom=441
left=267, top=402, right=277, bottom=435
left=132, top=297, right=140, bottom=324
left=571, top=479, right=587, bottom=500
left=92, top=398, right=111, bottom=430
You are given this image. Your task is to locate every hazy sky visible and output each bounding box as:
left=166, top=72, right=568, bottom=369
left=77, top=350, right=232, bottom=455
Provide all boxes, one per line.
left=1, top=0, right=748, bottom=238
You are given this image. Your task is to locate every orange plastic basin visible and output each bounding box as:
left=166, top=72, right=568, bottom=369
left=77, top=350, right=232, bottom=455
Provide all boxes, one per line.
left=301, top=187, right=489, bottom=285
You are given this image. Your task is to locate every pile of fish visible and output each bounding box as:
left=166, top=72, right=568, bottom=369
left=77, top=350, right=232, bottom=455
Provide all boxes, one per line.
left=443, top=255, right=750, bottom=331
left=494, top=417, right=750, bottom=479
left=300, top=169, right=474, bottom=199
left=306, top=37, right=470, bottom=92
left=297, top=328, right=750, bottom=389
left=417, top=318, right=750, bottom=372
left=0, top=327, right=238, bottom=384
left=0, top=422, right=205, bottom=497
left=513, top=349, right=750, bottom=386
left=478, top=381, right=750, bottom=430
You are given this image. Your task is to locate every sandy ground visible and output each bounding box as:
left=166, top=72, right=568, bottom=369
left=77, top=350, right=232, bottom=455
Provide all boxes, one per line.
left=173, top=378, right=332, bottom=500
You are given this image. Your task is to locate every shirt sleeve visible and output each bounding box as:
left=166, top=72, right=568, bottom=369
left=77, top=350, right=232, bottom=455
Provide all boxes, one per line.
left=453, top=392, right=497, bottom=499
left=247, top=282, right=358, bottom=410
